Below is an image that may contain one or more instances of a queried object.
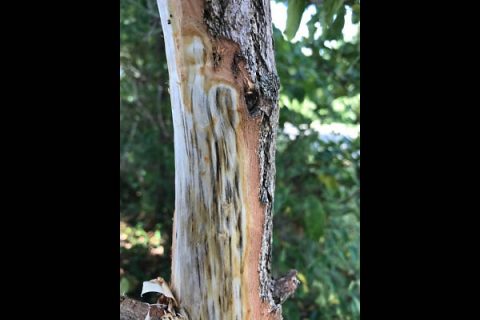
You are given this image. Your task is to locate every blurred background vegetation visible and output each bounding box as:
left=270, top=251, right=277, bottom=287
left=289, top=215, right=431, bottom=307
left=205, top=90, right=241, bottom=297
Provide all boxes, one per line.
left=120, top=0, right=359, bottom=319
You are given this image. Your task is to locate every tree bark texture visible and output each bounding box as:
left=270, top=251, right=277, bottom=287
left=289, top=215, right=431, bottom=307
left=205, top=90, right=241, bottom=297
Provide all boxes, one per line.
left=120, top=297, right=152, bottom=320
left=120, top=296, right=176, bottom=320
left=155, top=1, right=282, bottom=319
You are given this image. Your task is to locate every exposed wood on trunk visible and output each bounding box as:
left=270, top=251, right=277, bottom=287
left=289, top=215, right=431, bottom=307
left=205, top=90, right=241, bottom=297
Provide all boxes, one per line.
left=150, top=0, right=292, bottom=319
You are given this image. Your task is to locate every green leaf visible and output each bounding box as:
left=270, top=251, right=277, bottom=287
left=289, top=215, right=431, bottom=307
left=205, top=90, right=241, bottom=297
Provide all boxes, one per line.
left=323, top=0, right=345, bottom=29
left=329, top=5, right=346, bottom=39
left=120, top=277, right=130, bottom=295
left=285, top=0, right=307, bottom=40
left=304, top=197, right=326, bottom=239
left=352, top=4, right=360, bottom=24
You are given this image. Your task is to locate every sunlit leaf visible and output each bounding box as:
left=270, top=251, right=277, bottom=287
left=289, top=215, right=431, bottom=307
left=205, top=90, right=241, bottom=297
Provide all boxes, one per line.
left=120, top=277, right=130, bottom=295
left=297, top=272, right=309, bottom=293
left=285, top=0, right=307, bottom=40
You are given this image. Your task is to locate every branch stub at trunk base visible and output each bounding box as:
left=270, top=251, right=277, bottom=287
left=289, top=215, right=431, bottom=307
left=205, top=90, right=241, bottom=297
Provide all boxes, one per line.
left=120, top=296, right=187, bottom=320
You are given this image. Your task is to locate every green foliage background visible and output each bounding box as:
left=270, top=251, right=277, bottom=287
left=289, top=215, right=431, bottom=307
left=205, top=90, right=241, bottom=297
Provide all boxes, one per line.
left=120, top=0, right=359, bottom=319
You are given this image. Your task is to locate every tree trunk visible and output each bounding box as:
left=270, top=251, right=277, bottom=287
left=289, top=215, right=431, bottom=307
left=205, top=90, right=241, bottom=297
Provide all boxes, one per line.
left=159, top=0, right=282, bottom=319
left=121, top=1, right=293, bottom=319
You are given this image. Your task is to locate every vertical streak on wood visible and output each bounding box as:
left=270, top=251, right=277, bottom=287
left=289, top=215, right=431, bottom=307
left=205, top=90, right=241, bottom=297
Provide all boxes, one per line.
left=202, top=0, right=280, bottom=309
left=157, top=0, right=281, bottom=319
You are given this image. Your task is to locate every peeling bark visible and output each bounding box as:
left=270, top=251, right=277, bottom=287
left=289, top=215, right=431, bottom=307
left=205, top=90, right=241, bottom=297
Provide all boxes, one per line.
left=151, top=1, right=290, bottom=319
